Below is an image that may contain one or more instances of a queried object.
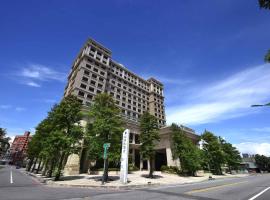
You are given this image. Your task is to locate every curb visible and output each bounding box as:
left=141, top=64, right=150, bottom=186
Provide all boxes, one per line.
left=24, top=171, right=161, bottom=189
left=46, top=181, right=161, bottom=189
left=24, top=170, right=250, bottom=189
left=24, top=171, right=50, bottom=184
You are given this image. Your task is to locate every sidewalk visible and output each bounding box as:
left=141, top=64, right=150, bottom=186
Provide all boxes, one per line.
left=25, top=170, right=249, bottom=189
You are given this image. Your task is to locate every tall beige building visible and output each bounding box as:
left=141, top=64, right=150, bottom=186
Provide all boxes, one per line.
left=64, top=38, right=166, bottom=127
left=63, top=38, right=199, bottom=174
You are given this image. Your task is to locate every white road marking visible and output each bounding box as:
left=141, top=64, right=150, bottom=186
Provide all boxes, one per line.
left=10, top=167, right=13, bottom=184
left=249, top=187, right=270, bottom=200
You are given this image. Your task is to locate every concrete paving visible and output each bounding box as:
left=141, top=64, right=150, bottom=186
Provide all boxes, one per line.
left=1, top=165, right=270, bottom=200
left=31, top=170, right=249, bottom=188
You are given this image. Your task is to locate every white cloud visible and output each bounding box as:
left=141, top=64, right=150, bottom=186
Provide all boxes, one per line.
left=252, top=127, right=270, bottom=132
left=18, top=63, right=66, bottom=87
left=0, top=105, right=12, bottom=109
left=26, top=81, right=41, bottom=87
left=142, top=74, right=192, bottom=86
left=234, top=142, right=270, bottom=156
left=15, top=107, right=26, bottom=112
left=166, top=64, right=270, bottom=125
left=0, top=105, right=26, bottom=112
left=21, top=64, right=66, bottom=82
left=44, top=99, right=57, bottom=103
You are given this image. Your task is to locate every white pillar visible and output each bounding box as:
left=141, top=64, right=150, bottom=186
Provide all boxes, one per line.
left=165, top=148, right=181, bottom=168
left=63, top=154, right=80, bottom=175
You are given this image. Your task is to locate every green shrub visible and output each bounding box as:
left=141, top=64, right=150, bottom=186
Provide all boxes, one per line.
left=128, top=164, right=139, bottom=171
left=160, top=165, right=169, bottom=172
left=161, top=165, right=180, bottom=174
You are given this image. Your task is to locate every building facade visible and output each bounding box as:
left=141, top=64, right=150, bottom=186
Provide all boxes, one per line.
left=10, top=131, right=32, bottom=166
left=64, top=38, right=199, bottom=174
left=64, top=38, right=166, bottom=127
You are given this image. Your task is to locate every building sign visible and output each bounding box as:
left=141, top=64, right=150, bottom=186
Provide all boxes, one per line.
left=120, top=129, right=130, bottom=184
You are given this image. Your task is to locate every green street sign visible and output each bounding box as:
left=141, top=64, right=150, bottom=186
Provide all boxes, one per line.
left=103, top=143, right=111, bottom=159
left=103, top=143, right=111, bottom=148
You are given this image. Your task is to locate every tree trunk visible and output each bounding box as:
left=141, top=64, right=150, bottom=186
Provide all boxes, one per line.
left=48, top=159, right=56, bottom=178
left=31, top=158, right=38, bottom=173
left=55, top=152, right=66, bottom=181
left=36, top=159, right=42, bottom=174
left=102, top=158, right=109, bottom=184
left=149, top=157, right=154, bottom=178
left=26, top=158, right=34, bottom=172
left=42, top=159, right=48, bottom=176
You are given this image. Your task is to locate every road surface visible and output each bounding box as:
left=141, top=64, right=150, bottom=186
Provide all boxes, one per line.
left=1, top=165, right=270, bottom=200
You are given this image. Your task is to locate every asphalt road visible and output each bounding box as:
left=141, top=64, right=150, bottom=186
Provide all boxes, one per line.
left=1, top=165, right=270, bottom=200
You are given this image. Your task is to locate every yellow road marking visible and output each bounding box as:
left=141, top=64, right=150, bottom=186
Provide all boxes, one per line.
left=185, top=181, right=248, bottom=194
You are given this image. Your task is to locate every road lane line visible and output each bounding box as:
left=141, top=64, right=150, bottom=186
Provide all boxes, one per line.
left=248, top=187, right=270, bottom=200
left=185, top=181, right=248, bottom=194
left=10, top=167, right=13, bottom=184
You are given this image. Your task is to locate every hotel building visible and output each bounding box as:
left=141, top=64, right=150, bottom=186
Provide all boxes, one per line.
left=63, top=38, right=199, bottom=174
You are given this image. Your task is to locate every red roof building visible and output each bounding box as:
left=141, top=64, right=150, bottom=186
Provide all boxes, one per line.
left=10, top=131, right=32, bottom=165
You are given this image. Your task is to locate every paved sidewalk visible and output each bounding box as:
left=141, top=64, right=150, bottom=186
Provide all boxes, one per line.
left=26, top=170, right=249, bottom=189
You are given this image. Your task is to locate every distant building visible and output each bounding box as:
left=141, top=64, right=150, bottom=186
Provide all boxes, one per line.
left=10, top=131, right=32, bottom=166
left=240, top=154, right=259, bottom=173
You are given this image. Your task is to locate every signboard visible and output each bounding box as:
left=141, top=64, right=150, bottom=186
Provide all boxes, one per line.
left=120, top=129, right=130, bottom=184
left=103, top=143, right=110, bottom=159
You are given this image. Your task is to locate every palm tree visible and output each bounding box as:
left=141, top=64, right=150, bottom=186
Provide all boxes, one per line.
left=251, top=102, right=270, bottom=107
left=259, top=0, right=270, bottom=9
left=265, top=50, right=270, bottom=63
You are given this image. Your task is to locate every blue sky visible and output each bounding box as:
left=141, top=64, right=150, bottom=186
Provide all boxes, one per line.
left=0, top=0, right=270, bottom=155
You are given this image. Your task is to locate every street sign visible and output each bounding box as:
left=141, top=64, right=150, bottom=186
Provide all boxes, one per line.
left=120, top=129, right=130, bottom=184
left=103, top=143, right=111, bottom=148
left=103, top=143, right=110, bottom=159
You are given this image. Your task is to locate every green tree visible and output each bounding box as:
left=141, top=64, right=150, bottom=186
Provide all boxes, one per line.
left=52, top=95, right=83, bottom=181
left=86, top=93, right=124, bottom=182
left=259, top=0, right=270, bottom=9
left=27, top=95, right=83, bottom=180
left=0, top=128, right=10, bottom=158
left=171, top=124, right=202, bottom=176
left=0, top=128, right=7, bottom=138
left=139, top=112, right=160, bottom=178
left=255, top=154, right=270, bottom=172
left=201, top=131, right=225, bottom=175
left=219, top=137, right=241, bottom=172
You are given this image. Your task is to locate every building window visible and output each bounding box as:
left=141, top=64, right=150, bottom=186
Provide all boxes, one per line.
left=98, top=84, right=103, bottom=88
left=90, top=80, right=96, bottom=85
left=84, top=70, right=90, bottom=76
left=89, top=87, right=94, bottom=92
left=82, top=77, right=88, bottom=82
left=100, top=71, right=105, bottom=76
left=78, top=91, right=85, bottom=97
left=87, top=94, right=93, bottom=99
left=80, top=83, right=87, bottom=89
